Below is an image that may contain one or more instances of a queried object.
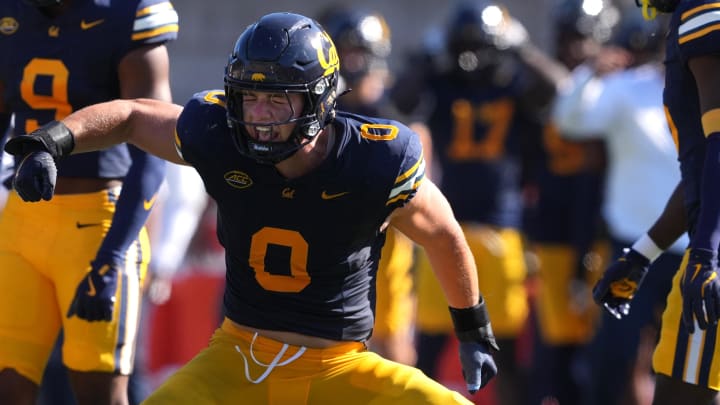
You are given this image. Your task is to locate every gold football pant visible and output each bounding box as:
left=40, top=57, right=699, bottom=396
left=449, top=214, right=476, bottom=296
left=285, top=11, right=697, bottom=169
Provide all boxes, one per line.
left=533, top=242, right=607, bottom=344
left=143, top=319, right=473, bottom=405
left=654, top=249, right=720, bottom=390
left=0, top=190, right=149, bottom=383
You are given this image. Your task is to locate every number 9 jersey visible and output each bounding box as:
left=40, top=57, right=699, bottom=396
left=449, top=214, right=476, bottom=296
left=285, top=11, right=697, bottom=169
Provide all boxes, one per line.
left=0, top=0, right=178, bottom=177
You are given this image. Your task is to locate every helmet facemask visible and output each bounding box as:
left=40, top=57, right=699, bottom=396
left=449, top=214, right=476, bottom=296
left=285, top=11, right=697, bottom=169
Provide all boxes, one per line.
left=225, top=75, right=338, bottom=165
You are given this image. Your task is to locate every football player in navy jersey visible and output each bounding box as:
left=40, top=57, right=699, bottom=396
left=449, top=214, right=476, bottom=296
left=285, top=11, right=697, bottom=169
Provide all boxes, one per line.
left=4, top=12, right=499, bottom=405
left=0, top=1, right=178, bottom=404
left=590, top=0, right=720, bottom=403
left=524, top=1, right=620, bottom=403
left=404, top=2, right=568, bottom=404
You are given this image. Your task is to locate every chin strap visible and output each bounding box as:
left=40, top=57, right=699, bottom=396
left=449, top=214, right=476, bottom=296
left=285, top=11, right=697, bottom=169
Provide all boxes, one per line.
left=639, top=0, right=658, bottom=20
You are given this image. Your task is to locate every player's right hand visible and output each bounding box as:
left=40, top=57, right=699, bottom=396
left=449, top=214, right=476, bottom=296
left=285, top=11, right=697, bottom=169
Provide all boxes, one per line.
left=12, top=151, right=57, bottom=202
left=592, top=248, right=650, bottom=320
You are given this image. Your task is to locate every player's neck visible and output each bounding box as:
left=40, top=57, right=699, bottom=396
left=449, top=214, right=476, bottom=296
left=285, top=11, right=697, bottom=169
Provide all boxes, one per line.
left=275, top=126, right=334, bottom=179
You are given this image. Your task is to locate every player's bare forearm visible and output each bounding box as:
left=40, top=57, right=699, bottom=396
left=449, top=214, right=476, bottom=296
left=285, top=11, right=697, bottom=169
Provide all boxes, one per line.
left=424, top=228, right=480, bottom=309
left=62, top=99, right=185, bottom=164
left=647, top=181, right=687, bottom=250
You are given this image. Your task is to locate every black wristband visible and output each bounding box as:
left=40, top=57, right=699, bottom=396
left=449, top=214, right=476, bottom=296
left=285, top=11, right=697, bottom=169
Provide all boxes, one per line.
left=4, top=121, right=75, bottom=158
left=449, top=298, right=500, bottom=351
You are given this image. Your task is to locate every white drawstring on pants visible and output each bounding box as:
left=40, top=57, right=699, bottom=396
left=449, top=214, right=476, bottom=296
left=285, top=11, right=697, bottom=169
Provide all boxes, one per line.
left=235, top=332, right=307, bottom=384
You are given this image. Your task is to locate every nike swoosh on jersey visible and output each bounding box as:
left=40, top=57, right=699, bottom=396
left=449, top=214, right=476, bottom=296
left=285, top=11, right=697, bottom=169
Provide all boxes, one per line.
left=321, top=191, right=350, bottom=200
left=76, top=222, right=101, bottom=229
left=81, top=19, right=105, bottom=30
left=87, top=276, right=96, bottom=297
left=143, top=194, right=158, bottom=210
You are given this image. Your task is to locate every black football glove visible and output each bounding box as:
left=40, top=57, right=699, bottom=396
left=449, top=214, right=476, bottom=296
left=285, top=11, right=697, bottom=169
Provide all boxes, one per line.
left=681, top=248, right=720, bottom=333
left=592, top=248, right=650, bottom=320
left=458, top=340, right=498, bottom=394
left=449, top=299, right=500, bottom=394
left=67, top=258, right=120, bottom=322
left=12, top=151, right=57, bottom=202
left=4, top=121, right=74, bottom=202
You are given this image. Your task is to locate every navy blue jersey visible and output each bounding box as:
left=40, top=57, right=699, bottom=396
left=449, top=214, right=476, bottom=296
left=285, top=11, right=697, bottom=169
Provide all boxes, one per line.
left=0, top=0, right=178, bottom=178
left=526, top=122, right=605, bottom=245
left=424, top=70, right=536, bottom=228
left=664, top=0, right=720, bottom=236
left=174, top=90, right=426, bottom=341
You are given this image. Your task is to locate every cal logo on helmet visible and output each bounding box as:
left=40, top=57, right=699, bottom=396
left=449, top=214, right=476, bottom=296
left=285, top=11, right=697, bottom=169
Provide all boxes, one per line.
left=251, top=73, right=266, bottom=82
left=314, top=31, right=339, bottom=77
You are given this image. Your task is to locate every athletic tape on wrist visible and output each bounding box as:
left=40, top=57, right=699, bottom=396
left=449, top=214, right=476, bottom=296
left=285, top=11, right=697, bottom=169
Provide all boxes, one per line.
left=631, top=233, right=663, bottom=262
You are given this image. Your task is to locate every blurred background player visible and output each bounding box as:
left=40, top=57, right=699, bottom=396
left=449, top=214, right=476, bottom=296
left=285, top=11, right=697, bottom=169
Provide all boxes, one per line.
left=317, top=5, right=422, bottom=365
left=0, top=1, right=178, bottom=404
left=553, top=9, right=685, bottom=405
left=393, top=1, right=568, bottom=403
left=522, top=0, right=620, bottom=403
left=317, top=5, right=393, bottom=117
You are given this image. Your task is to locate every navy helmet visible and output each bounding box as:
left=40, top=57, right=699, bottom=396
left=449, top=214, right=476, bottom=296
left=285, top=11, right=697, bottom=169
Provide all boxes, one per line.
left=552, top=0, right=620, bottom=44
left=224, top=12, right=340, bottom=164
left=611, top=10, right=666, bottom=54
left=445, top=0, right=522, bottom=76
left=317, top=7, right=391, bottom=85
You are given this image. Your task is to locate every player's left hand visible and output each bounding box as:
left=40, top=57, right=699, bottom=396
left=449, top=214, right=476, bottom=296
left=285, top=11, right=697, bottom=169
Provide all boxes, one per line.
left=458, top=340, right=498, bottom=394
left=592, top=248, right=650, bottom=320
left=12, top=151, right=57, bottom=202
left=67, top=259, right=119, bottom=322
left=681, top=248, right=720, bottom=333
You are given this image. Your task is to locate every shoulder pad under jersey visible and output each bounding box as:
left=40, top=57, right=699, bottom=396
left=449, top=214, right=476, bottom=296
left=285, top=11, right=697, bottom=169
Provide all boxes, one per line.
left=339, top=112, right=426, bottom=211
left=175, top=90, right=228, bottom=164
